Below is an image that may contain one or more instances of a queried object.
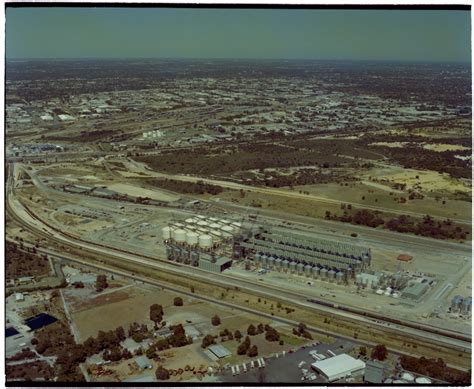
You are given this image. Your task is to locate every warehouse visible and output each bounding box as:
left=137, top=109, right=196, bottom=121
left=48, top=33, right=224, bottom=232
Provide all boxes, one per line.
left=311, top=354, right=365, bottom=382
left=198, top=254, right=233, bottom=273
left=401, top=282, right=429, bottom=300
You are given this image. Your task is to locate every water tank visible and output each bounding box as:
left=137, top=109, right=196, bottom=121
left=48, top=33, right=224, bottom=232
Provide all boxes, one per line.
left=328, top=269, right=336, bottom=280
left=199, top=234, right=213, bottom=248
left=415, top=377, right=431, bottom=384
left=451, top=295, right=464, bottom=312
left=336, top=272, right=344, bottom=283
left=162, top=226, right=172, bottom=240
left=462, top=297, right=472, bottom=314
left=174, top=229, right=186, bottom=243
left=401, top=372, right=414, bottom=382
left=304, top=264, right=313, bottom=275
left=320, top=268, right=328, bottom=279
left=289, top=262, right=297, bottom=272
left=282, top=260, right=289, bottom=270
left=186, top=231, right=199, bottom=245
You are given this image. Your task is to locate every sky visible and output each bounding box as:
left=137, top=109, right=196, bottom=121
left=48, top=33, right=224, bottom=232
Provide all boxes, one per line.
left=5, top=7, right=472, bottom=62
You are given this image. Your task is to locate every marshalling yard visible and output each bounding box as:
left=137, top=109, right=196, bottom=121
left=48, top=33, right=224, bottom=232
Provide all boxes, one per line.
left=5, top=60, right=472, bottom=383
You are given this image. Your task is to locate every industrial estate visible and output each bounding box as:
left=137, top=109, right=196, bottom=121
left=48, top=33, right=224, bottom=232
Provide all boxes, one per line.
left=4, top=8, right=472, bottom=386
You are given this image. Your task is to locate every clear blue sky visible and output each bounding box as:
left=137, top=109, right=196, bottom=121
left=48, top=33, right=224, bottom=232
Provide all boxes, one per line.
left=6, top=7, right=471, bottom=61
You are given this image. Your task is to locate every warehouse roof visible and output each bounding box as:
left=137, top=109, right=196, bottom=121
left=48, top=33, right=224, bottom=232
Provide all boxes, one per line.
left=208, top=344, right=232, bottom=359
left=364, top=360, right=386, bottom=383
left=311, top=354, right=365, bottom=379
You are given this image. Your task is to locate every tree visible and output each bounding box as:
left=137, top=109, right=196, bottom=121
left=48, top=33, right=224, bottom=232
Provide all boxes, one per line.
left=247, top=324, right=257, bottom=336
left=150, top=304, right=164, bottom=329
left=359, top=346, right=367, bottom=357
left=211, top=314, right=221, bottom=326
left=201, top=334, right=215, bottom=349
left=371, top=344, right=388, bottom=361
left=247, top=345, right=258, bottom=357
left=234, top=330, right=242, bottom=342
left=155, top=365, right=170, bottom=380
left=114, top=326, right=126, bottom=342
left=95, top=275, right=108, bottom=292
left=173, top=297, right=184, bottom=306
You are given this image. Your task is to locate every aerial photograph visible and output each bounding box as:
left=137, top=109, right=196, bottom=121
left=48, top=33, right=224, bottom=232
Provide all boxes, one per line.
left=3, top=2, right=472, bottom=385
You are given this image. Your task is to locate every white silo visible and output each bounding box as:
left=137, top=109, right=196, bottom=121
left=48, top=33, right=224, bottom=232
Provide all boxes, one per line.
left=199, top=234, right=213, bottom=248
left=174, top=229, right=186, bottom=243
left=162, top=226, right=172, bottom=240
left=401, top=372, right=414, bottom=382
left=186, top=231, right=199, bottom=246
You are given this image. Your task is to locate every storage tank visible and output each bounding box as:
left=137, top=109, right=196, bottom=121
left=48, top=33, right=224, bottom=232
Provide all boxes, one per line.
left=336, top=271, right=344, bottom=283
left=320, top=268, right=328, bottom=279
left=462, top=297, right=472, bottom=314
left=289, top=261, right=297, bottom=272
left=186, top=231, right=199, bottom=245
left=255, top=253, right=262, bottom=263
left=209, top=230, right=222, bottom=238
left=304, top=264, right=313, bottom=276
left=275, top=258, right=282, bottom=269
left=328, top=269, right=336, bottom=281
left=401, top=372, right=414, bottom=382
left=282, top=260, right=289, bottom=270
left=355, top=274, right=363, bottom=285
left=451, top=295, right=464, bottom=312
left=174, top=229, right=186, bottom=243
left=297, top=263, right=304, bottom=274
left=162, top=226, right=172, bottom=240
left=261, top=255, right=268, bottom=265
left=198, top=234, right=213, bottom=248
left=190, top=251, right=199, bottom=264
left=415, top=377, right=431, bottom=384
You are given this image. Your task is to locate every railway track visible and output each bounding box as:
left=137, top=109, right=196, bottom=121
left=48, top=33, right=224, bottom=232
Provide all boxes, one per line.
left=6, top=183, right=471, bottom=354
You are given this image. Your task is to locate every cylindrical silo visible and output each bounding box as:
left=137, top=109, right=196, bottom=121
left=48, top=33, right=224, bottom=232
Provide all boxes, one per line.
left=282, top=260, right=289, bottom=271
left=275, top=258, right=282, bottom=270
left=401, top=372, right=414, bottom=382
left=255, top=253, right=261, bottom=263
left=268, top=257, right=275, bottom=269
left=312, top=266, right=320, bottom=278
left=289, top=261, right=297, bottom=273
left=304, top=264, right=313, bottom=276
left=199, top=234, right=213, bottom=248
left=221, top=225, right=234, bottom=234
left=186, top=231, right=199, bottom=246
left=328, top=269, right=336, bottom=281
left=320, top=268, right=328, bottom=279
left=261, top=255, right=268, bottom=265
left=462, top=297, right=472, bottom=314
left=297, top=263, right=304, bottom=274
left=162, top=226, right=172, bottom=240
left=451, top=295, right=463, bottom=312
left=336, top=271, right=344, bottom=284
left=355, top=274, right=362, bottom=285
left=174, top=229, right=186, bottom=243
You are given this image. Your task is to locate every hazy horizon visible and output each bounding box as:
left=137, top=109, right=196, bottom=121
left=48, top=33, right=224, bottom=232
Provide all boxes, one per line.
left=6, top=8, right=471, bottom=62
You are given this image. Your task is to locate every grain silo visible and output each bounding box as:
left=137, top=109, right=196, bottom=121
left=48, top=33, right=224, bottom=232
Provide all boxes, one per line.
left=174, top=229, right=187, bottom=243
left=162, top=226, right=172, bottom=240
left=198, top=234, right=213, bottom=249
left=186, top=231, right=199, bottom=246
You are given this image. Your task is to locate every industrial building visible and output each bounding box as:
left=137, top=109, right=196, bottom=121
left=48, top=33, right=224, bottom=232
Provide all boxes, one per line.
left=310, top=354, right=366, bottom=382
left=401, top=281, right=429, bottom=300
left=451, top=295, right=472, bottom=315
left=237, top=227, right=371, bottom=282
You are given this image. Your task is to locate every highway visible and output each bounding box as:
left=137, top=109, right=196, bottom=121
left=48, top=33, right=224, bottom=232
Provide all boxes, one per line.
left=6, top=163, right=471, bottom=357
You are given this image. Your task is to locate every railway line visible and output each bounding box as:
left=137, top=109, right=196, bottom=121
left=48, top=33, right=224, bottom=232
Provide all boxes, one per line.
left=6, top=169, right=471, bottom=357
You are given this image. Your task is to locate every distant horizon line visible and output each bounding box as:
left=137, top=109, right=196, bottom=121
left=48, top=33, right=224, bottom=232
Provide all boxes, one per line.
left=6, top=57, right=471, bottom=64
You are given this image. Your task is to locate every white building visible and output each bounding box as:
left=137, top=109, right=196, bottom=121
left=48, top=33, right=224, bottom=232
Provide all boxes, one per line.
left=311, top=353, right=366, bottom=382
